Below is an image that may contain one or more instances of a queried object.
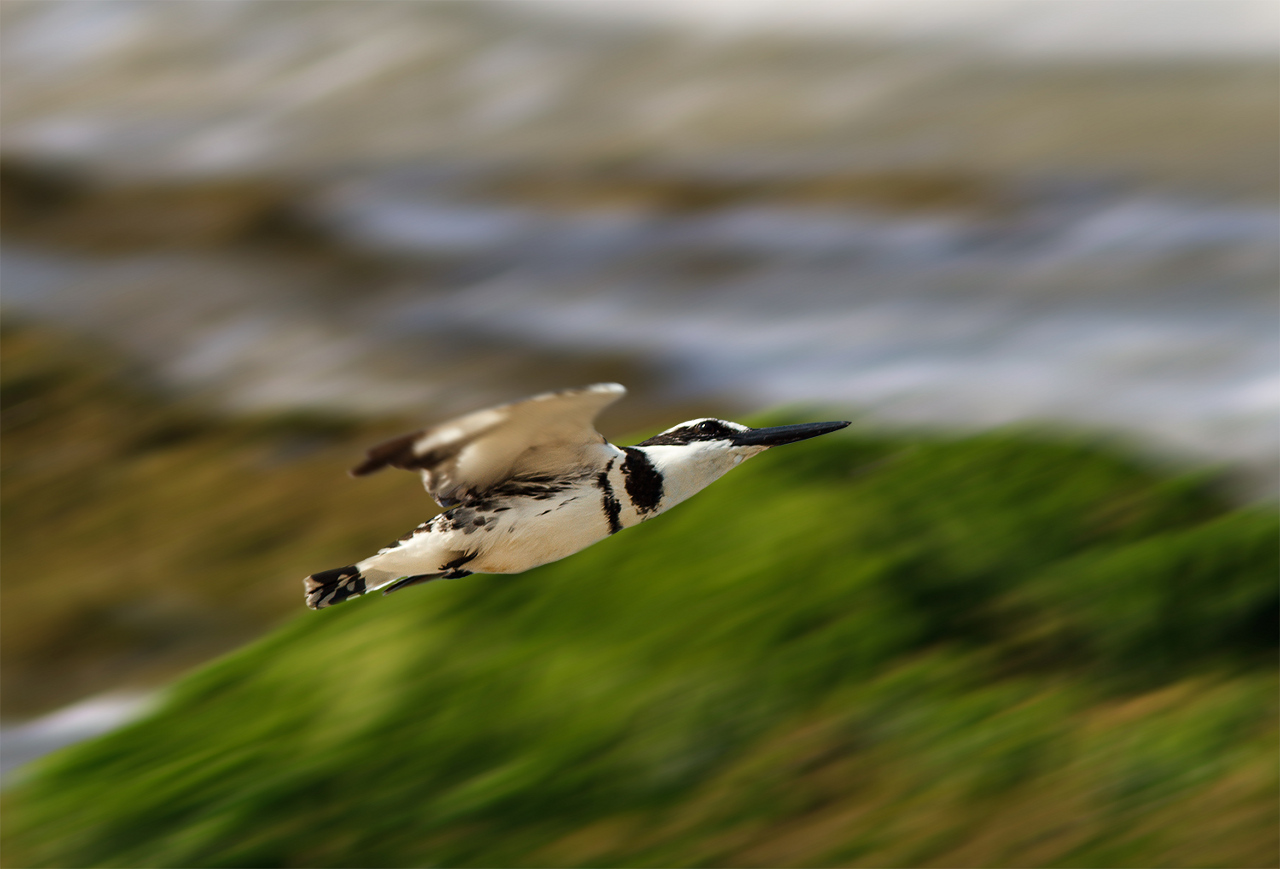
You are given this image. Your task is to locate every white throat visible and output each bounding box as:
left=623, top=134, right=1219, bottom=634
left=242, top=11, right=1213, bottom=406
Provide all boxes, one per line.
left=636, top=441, right=766, bottom=513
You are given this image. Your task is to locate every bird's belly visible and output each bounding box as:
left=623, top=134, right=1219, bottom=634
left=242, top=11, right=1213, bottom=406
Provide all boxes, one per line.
left=465, top=495, right=614, bottom=574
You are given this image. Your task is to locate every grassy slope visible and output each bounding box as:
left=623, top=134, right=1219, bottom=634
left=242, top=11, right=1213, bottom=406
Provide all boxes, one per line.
left=4, top=391, right=1276, bottom=866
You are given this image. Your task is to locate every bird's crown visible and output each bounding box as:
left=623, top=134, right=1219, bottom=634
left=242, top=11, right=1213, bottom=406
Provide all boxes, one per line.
left=637, top=418, right=749, bottom=447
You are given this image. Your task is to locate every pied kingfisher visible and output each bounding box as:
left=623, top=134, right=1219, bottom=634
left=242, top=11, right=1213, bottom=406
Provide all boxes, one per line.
left=304, top=383, right=848, bottom=609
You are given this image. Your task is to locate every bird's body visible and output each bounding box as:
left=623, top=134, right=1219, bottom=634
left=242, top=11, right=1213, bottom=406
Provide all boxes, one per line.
left=304, top=383, right=847, bottom=609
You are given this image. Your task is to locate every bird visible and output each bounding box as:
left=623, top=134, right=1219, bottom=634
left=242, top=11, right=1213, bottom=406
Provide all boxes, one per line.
left=303, top=383, right=849, bottom=609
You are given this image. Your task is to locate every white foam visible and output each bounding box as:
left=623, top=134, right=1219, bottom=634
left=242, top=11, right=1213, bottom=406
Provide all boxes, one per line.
left=1, top=693, right=155, bottom=782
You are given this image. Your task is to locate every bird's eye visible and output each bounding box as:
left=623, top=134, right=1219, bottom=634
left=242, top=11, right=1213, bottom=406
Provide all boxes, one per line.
left=695, top=421, right=715, bottom=434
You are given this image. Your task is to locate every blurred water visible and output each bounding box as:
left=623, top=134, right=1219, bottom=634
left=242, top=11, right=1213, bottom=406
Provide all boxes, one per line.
left=5, top=179, right=1276, bottom=471
left=0, top=692, right=153, bottom=782
left=1, top=0, right=1277, bottom=471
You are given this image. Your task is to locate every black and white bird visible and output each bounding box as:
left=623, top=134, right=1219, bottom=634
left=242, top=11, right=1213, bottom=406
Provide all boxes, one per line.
left=304, top=383, right=848, bottom=609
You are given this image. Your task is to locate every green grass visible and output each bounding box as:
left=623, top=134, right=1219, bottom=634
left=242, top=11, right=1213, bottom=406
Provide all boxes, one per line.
left=4, top=388, right=1276, bottom=866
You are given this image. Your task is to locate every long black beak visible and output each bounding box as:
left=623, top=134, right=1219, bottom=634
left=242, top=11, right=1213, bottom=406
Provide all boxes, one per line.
left=733, top=420, right=850, bottom=447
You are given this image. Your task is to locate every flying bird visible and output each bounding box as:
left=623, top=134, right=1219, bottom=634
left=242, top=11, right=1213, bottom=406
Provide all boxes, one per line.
left=304, top=383, right=848, bottom=609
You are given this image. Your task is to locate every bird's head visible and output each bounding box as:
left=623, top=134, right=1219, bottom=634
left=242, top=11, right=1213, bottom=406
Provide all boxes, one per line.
left=634, top=417, right=850, bottom=504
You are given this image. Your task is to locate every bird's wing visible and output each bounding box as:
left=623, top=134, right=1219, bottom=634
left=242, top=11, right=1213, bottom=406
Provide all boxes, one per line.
left=351, top=383, right=626, bottom=505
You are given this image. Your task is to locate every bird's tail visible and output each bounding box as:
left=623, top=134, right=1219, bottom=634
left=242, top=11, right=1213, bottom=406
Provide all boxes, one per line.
left=304, top=564, right=457, bottom=609
left=303, top=565, right=370, bottom=609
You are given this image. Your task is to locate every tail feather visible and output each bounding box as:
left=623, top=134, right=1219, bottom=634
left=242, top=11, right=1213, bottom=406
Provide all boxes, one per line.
left=304, top=565, right=368, bottom=609
left=304, top=553, right=478, bottom=609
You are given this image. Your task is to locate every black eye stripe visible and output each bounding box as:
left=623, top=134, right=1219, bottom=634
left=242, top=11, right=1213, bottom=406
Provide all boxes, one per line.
left=637, top=419, right=739, bottom=446
left=698, top=420, right=735, bottom=437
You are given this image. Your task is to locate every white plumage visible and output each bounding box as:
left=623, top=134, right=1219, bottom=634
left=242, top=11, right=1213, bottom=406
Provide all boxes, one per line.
left=304, top=383, right=847, bottom=609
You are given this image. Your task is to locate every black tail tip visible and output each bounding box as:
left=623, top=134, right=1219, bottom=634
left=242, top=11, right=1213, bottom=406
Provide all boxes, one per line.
left=304, top=565, right=367, bottom=610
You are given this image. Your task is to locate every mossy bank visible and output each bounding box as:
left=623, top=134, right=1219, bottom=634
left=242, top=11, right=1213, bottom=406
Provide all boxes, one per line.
left=4, top=391, right=1276, bottom=866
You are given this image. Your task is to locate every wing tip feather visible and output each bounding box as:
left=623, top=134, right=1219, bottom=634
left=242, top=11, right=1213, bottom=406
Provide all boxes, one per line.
left=349, top=382, right=627, bottom=479
left=349, top=431, right=420, bottom=477
left=532, top=382, right=625, bottom=402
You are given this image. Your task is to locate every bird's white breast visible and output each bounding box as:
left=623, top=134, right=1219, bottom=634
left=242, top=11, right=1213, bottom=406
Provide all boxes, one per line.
left=464, top=479, right=618, bottom=573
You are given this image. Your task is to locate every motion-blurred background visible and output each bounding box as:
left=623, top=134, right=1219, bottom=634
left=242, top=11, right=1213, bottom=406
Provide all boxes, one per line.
left=2, top=2, right=1277, bottom=866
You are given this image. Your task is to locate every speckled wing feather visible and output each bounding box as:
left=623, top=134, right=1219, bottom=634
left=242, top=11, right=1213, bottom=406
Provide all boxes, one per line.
left=351, top=383, right=625, bottom=506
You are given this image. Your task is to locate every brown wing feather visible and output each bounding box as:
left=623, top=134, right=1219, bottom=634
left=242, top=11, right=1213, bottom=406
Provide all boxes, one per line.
left=350, top=432, right=422, bottom=477
left=347, top=383, right=625, bottom=505
left=350, top=433, right=466, bottom=478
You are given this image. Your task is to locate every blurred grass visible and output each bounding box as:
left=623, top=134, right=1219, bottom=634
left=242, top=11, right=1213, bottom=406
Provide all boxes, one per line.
left=2, top=317, right=1276, bottom=867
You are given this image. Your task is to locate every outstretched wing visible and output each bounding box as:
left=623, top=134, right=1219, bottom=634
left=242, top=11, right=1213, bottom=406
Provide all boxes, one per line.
left=351, top=383, right=625, bottom=506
